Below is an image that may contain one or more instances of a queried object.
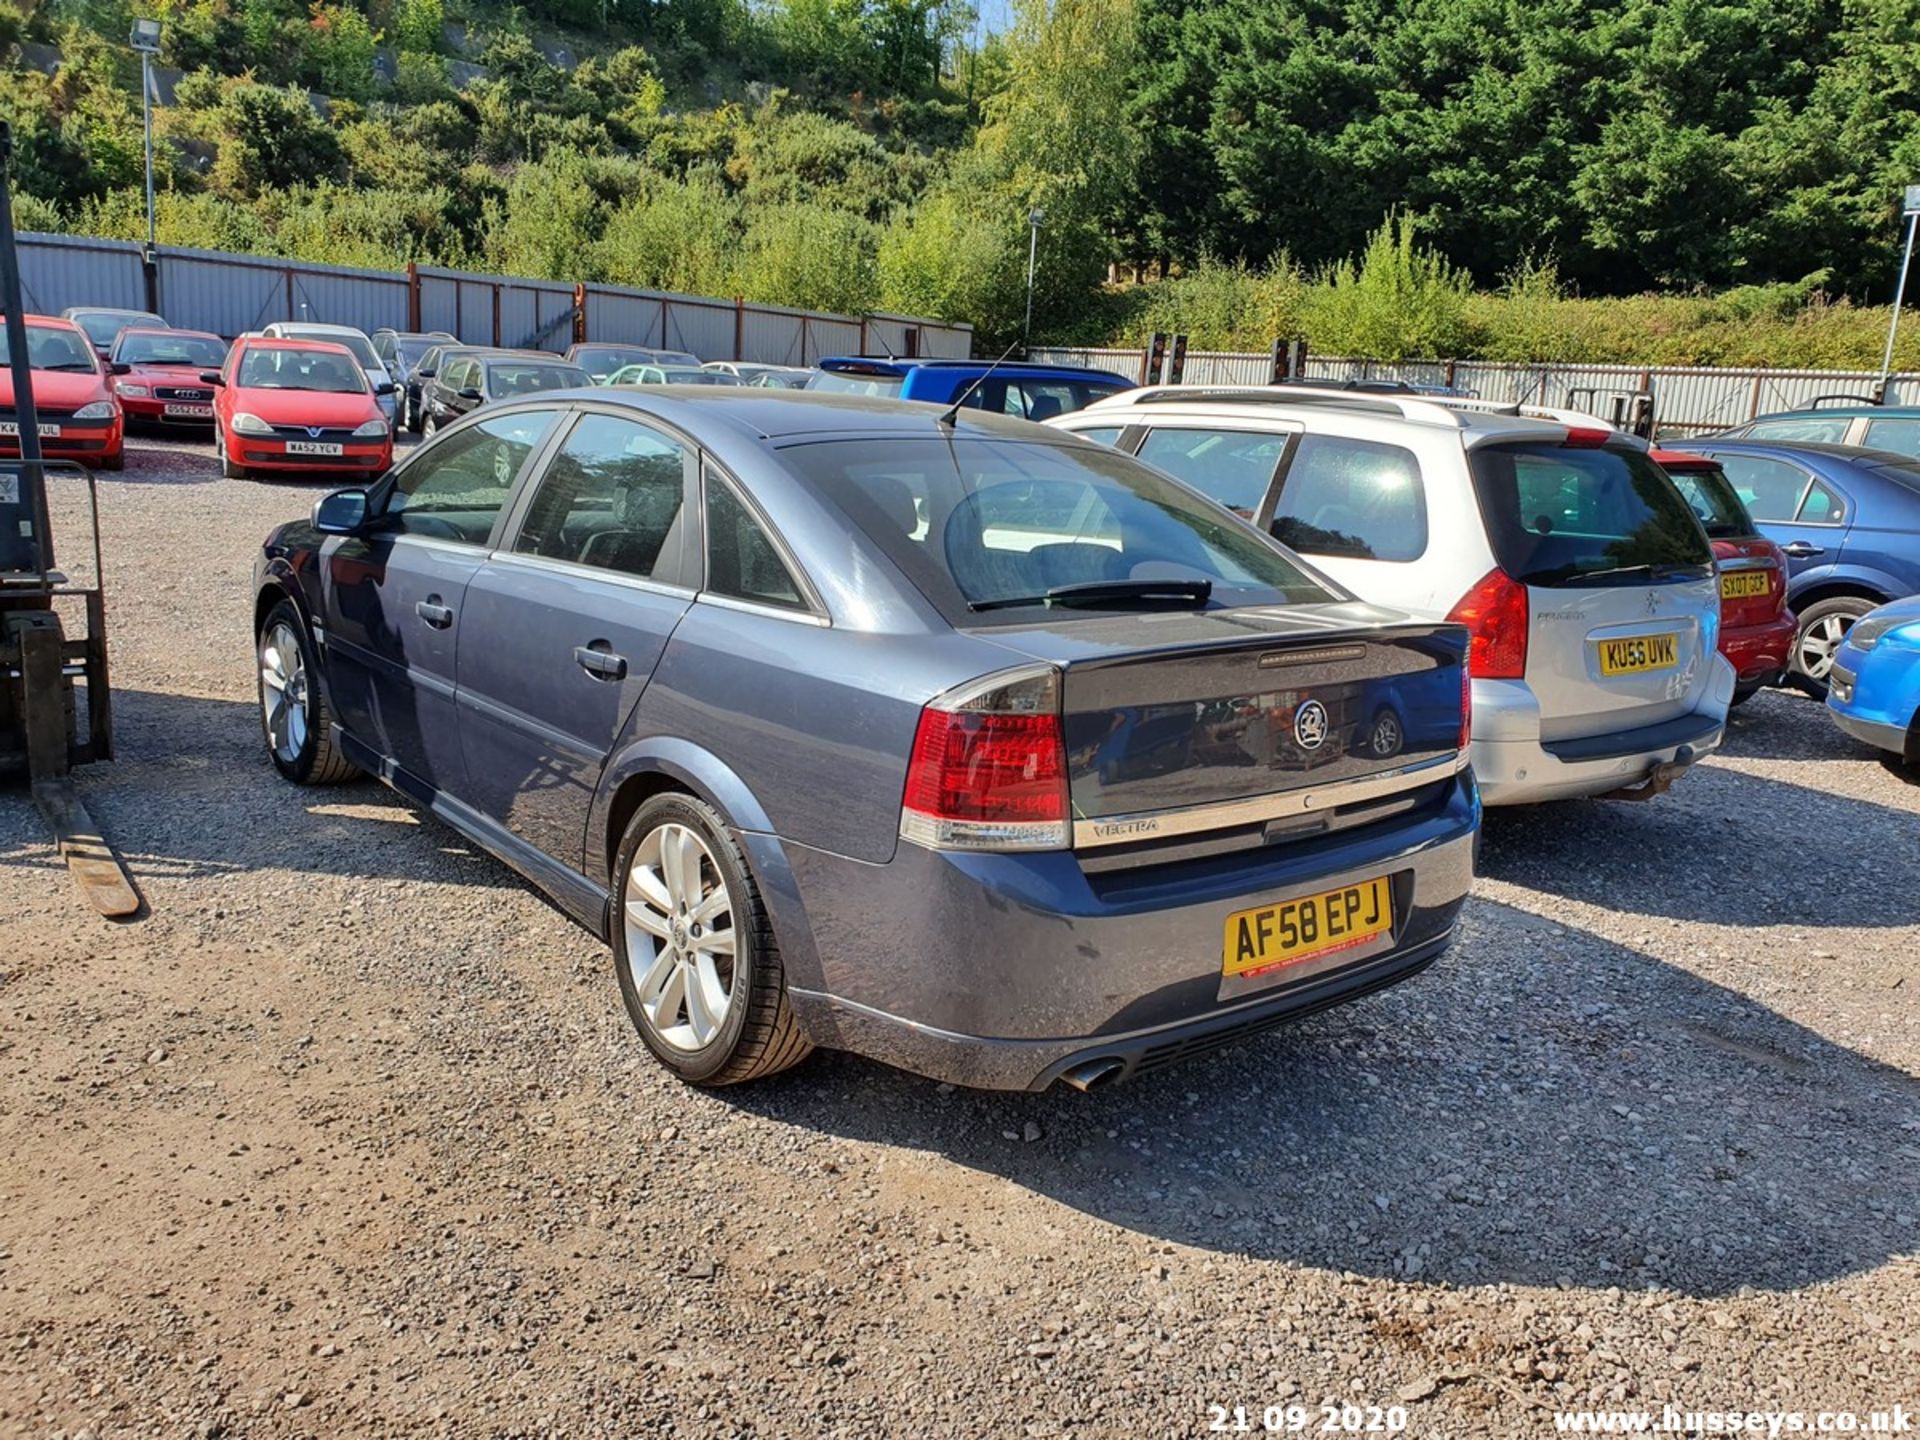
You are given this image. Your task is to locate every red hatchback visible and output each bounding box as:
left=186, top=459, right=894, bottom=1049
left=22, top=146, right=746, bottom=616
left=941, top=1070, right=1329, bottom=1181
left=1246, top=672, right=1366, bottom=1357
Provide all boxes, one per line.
left=1654, top=449, right=1796, bottom=703
left=108, top=327, right=229, bottom=428
left=211, top=337, right=393, bottom=481
left=0, top=315, right=125, bottom=470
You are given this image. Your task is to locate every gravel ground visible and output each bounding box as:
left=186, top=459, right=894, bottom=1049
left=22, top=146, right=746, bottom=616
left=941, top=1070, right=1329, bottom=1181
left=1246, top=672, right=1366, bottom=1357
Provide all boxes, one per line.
left=2, top=433, right=1917, bottom=1439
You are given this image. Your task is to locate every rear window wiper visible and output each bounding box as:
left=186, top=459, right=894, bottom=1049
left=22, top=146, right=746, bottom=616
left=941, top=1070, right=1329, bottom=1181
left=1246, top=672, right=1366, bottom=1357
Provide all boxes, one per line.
left=970, top=577, right=1214, bottom=612
left=1513, top=562, right=1706, bottom=586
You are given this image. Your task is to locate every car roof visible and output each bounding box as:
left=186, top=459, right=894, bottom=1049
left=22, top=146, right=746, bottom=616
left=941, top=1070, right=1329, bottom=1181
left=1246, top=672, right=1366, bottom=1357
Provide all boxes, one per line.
left=236, top=336, right=357, bottom=355
left=1744, top=404, right=1920, bottom=422
left=62, top=306, right=161, bottom=319
left=1683, top=438, right=1912, bottom=463
left=1075, top=384, right=1640, bottom=449
left=118, top=325, right=222, bottom=340
left=524, top=385, right=1092, bottom=444
left=17, top=314, right=85, bottom=330
left=818, top=356, right=1132, bottom=382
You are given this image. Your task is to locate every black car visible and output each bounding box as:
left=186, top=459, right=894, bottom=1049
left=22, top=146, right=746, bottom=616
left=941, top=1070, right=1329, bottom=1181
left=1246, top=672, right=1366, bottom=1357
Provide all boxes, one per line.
left=419, top=355, right=591, bottom=434
left=372, top=329, right=455, bottom=430
left=403, top=345, right=529, bottom=435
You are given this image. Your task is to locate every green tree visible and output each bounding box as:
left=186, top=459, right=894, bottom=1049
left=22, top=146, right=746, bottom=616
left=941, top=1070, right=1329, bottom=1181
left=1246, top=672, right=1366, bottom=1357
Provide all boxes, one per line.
left=208, top=82, right=343, bottom=196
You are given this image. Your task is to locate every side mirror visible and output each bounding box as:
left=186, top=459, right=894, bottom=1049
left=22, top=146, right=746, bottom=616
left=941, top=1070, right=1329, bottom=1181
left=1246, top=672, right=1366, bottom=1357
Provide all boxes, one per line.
left=459, top=386, right=483, bottom=401
left=199, top=371, right=224, bottom=386
left=312, top=487, right=370, bottom=536
left=110, top=361, right=131, bottom=375
left=417, top=367, right=436, bottom=379
left=375, top=380, right=396, bottom=396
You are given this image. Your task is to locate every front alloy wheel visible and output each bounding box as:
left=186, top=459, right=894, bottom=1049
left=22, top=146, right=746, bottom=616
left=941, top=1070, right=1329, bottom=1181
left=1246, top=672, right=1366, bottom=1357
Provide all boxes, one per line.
left=256, top=599, right=359, bottom=785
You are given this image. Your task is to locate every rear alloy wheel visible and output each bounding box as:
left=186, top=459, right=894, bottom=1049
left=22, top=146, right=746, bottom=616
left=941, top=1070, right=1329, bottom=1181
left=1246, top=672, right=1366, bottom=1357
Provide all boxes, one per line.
left=423, top=413, right=438, bottom=439
left=612, top=794, right=811, bottom=1086
left=257, top=600, right=359, bottom=785
left=1790, top=596, right=1876, bottom=698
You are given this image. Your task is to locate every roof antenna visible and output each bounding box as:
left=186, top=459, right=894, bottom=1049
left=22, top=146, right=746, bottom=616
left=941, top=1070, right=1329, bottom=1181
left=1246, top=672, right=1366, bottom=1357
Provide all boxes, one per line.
left=938, top=339, right=1022, bottom=428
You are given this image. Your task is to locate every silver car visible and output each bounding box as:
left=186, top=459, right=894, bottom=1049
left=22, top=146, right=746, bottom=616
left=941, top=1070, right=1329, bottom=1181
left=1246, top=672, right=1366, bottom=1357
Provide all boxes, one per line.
left=1052, top=387, right=1735, bottom=804
left=254, top=389, right=1476, bottom=1091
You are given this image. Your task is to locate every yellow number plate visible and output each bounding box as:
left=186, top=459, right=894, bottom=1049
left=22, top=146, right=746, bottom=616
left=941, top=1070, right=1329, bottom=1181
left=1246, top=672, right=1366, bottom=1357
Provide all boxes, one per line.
left=1223, top=876, right=1393, bottom=980
left=1596, top=633, right=1678, bottom=675
left=1720, top=570, right=1770, bottom=600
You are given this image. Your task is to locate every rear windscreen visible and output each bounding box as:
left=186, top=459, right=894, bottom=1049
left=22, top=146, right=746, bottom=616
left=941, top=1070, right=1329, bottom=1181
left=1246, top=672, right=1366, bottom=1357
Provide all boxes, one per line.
left=1468, top=443, right=1712, bottom=586
left=1661, top=464, right=1753, bottom=541
left=781, top=437, right=1341, bottom=624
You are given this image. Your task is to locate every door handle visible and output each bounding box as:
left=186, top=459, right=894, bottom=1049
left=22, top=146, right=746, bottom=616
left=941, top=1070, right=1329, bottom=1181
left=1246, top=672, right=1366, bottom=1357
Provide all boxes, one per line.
left=1780, top=541, right=1824, bottom=558
left=574, top=644, right=629, bottom=681
left=415, top=599, right=454, bottom=628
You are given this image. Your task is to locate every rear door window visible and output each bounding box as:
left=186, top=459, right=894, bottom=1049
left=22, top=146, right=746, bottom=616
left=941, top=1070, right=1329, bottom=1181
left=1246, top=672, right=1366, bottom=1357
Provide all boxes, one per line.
left=1468, top=443, right=1711, bottom=587
left=1135, top=426, right=1290, bottom=517
left=1797, top=478, right=1847, bottom=524
left=1711, top=454, right=1811, bottom=521
left=1271, top=434, right=1427, bottom=561
left=704, top=474, right=809, bottom=610
left=1743, top=416, right=1851, bottom=443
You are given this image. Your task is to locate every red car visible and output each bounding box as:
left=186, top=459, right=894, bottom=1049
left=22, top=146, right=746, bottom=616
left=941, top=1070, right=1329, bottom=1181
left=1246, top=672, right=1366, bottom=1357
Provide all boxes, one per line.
left=107, top=327, right=229, bottom=429
left=1654, top=449, right=1797, bottom=703
left=210, top=336, right=394, bottom=481
left=0, top=315, right=125, bottom=471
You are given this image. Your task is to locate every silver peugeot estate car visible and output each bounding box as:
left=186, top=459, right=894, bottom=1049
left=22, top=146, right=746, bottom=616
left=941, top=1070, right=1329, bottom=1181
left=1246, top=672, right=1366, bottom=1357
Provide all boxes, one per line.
left=253, top=389, right=1477, bottom=1091
left=1053, top=387, right=1735, bottom=804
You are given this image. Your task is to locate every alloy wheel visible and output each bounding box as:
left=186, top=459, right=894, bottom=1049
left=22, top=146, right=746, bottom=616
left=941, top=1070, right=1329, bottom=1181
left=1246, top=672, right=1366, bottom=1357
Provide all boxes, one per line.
left=1369, top=711, right=1403, bottom=758
left=623, top=823, right=738, bottom=1052
left=1797, top=613, right=1852, bottom=680
left=259, top=622, right=310, bottom=763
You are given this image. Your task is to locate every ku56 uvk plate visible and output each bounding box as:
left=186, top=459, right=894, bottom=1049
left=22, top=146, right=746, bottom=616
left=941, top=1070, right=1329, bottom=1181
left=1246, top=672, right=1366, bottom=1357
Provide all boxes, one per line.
left=1596, top=633, right=1678, bottom=676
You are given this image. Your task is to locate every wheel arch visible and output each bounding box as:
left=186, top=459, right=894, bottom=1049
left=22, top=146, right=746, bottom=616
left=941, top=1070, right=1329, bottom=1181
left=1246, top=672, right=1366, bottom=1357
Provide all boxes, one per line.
left=592, top=739, right=826, bottom=1003
left=1788, top=572, right=1898, bottom=615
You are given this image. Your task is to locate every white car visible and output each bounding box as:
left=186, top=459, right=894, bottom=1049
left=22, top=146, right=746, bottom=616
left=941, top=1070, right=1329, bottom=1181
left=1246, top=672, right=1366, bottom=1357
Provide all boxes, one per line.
left=259, top=322, right=398, bottom=428
left=1049, top=386, right=1735, bottom=804
left=703, top=361, right=813, bottom=389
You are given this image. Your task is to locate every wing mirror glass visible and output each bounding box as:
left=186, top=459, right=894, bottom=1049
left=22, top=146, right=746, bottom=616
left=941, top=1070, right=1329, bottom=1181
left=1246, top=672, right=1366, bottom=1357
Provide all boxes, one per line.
left=459, top=386, right=483, bottom=401
left=199, top=371, right=224, bottom=386
left=109, top=361, right=131, bottom=375
left=312, top=487, right=370, bottom=536
left=375, top=380, right=396, bottom=395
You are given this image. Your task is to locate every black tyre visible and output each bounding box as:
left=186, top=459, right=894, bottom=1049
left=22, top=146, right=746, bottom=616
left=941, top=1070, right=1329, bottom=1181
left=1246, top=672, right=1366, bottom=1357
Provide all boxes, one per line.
left=611, top=792, right=811, bottom=1086
left=1729, top=682, right=1764, bottom=708
left=217, top=428, right=247, bottom=480
left=99, top=449, right=125, bottom=472
left=256, top=599, right=359, bottom=785
left=1789, top=596, right=1877, bottom=698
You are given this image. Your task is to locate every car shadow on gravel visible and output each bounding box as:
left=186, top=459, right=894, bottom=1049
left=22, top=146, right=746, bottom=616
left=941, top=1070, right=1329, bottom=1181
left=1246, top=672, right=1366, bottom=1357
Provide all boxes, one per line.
left=1714, top=686, right=1888, bottom=764
left=730, top=900, right=1920, bottom=1299
left=0, top=688, right=519, bottom=889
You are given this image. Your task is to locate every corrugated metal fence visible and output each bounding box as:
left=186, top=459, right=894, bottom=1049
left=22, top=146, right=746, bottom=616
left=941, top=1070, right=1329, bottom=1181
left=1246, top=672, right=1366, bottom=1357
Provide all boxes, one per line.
left=16, top=231, right=973, bottom=364
left=1033, top=346, right=1920, bottom=437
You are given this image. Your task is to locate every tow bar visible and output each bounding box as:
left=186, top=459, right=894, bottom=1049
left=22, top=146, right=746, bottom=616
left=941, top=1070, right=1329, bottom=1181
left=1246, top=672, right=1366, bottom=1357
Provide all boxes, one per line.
left=1600, top=744, right=1698, bottom=803
left=0, top=121, right=140, bottom=918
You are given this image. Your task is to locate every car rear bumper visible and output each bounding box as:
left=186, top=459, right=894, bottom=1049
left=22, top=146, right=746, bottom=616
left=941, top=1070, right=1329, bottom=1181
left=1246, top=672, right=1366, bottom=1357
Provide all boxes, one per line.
left=1721, top=614, right=1796, bottom=683
left=1469, top=658, right=1734, bottom=804
left=780, top=771, right=1477, bottom=1090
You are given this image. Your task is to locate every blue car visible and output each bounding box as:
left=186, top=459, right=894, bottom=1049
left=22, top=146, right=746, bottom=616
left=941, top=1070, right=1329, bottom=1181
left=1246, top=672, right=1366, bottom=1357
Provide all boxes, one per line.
left=1668, top=440, right=1920, bottom=696
left=806, top=357, right=1133, bottom=419
left=1827, top=595, right=1920, bottom=766
left=252, top=388, right=1475, bottom=1092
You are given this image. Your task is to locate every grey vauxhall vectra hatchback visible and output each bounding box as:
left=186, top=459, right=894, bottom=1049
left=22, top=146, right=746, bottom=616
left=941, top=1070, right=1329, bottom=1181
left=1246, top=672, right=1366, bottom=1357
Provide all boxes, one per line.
left=252, top=388, right=1478, bottom=1091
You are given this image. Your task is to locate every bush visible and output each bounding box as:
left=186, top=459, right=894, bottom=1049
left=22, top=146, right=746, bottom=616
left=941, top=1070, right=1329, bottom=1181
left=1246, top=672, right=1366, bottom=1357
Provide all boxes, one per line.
left=302, top=2, right=380, bottom=102
left=597, top=169, right=743, bottom=295
left=738, top=200, right=878, bottom=313
left=389, top=0, right=441, bottom=53
left=208, top=82, right=343, bottom=196
left=1298, top=213, right=1473, bottom=362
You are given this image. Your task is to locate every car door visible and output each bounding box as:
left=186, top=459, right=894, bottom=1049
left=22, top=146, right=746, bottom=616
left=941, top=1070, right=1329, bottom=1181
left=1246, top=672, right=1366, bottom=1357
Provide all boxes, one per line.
left=1858, top=415, right=1920, bottom=459
left=454, top=409, right=697, bottom=864
left=321, top=406, right=563, bottom=800
left=1130, top=423, right=1300, bottom=521
left=1708, top=451, right=1846, bottom=586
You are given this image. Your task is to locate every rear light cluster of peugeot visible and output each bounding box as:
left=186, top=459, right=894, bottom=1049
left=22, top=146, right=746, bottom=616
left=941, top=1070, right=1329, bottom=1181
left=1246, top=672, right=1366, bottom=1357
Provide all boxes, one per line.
left=900, top=666, right=1070, bottom=852
left=1446, top=568, right=1529, bottom=680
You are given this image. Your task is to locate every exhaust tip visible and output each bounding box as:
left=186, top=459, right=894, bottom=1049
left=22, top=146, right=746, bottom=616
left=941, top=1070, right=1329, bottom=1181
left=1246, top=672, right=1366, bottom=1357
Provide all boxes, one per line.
left=1058, top=1058, right=1126, bottom=1093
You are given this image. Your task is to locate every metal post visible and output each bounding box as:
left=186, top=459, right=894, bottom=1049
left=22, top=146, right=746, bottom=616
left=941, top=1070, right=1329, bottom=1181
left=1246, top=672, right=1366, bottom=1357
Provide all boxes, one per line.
left=140, top=52, right=155, bottom=249
left=0, top=122, right=50, bottom=576
left=1023, top=207, right=1044, bottom=352
left=1878, top=191, right=1920, bottom=400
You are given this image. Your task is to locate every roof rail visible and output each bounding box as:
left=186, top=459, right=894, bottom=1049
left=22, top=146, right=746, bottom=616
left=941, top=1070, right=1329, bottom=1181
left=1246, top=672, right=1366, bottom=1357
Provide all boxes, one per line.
left=1096, top=384, right=1632, bottom=436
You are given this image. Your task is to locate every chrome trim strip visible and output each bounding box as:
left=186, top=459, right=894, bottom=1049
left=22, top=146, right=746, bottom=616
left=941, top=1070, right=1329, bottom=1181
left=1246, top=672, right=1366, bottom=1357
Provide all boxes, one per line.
left=696, top=592, right=832, bottom=628
left=487, top=548, right=696, bottom=600
left=1072, top=751, right=1468, bottom=849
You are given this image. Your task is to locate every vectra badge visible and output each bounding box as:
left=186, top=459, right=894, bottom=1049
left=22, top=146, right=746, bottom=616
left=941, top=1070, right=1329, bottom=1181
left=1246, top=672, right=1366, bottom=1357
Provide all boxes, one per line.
left=1294, top=699, right=1330, bottom=751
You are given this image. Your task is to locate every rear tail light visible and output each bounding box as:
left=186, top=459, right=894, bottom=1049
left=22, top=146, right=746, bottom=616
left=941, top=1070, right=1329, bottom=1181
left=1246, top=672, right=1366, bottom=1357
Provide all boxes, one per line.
left=1446, top=568, right=1530, bottom=680
left=900, top=665, right=1069, bottom=852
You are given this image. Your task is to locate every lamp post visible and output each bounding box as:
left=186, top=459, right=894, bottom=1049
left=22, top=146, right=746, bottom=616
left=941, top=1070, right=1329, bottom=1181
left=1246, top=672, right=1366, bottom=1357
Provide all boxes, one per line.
left=129, top=18, right=162, bottom=251
left=1877, top=183, right=1920, bottom=402
left=1023, top=206, right=1044, bottom=354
